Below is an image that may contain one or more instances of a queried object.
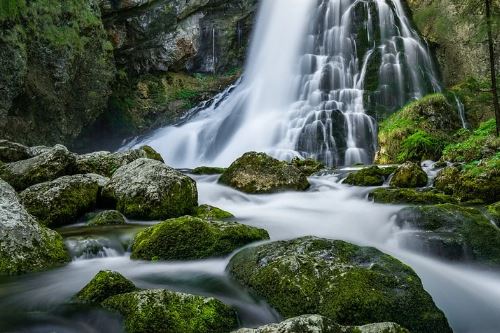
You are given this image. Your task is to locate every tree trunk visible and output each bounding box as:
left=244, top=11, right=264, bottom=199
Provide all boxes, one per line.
left=485, top=0, right=500, bottom=136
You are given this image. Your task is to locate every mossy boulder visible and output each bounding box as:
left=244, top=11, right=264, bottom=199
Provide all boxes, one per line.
left=219, top=152, right=310, bottom=194
left=75, top=146, right=163, bottom=177
left=487, top=202, right=500, bottom=225
left=390, top=162, right=428, bottom=188
left=290, top=157, right=325, bottom=176
left=193, top=204, right=234, bottom=220
left=75, top=270, right=136, bottom=303
left=344, top=166, right=396, bottom=186
left=87, top=210, right=126, bottom=227
left=233, top=315, right=410, bottom=333
left=369, top=188, right=457, bottom=205
left=228, top=236, right=451, bottom=333
left=0, top=145, right=76, bottom=191
left=102, top=158, right=198, bottom=220
left=0, top=179, right=70, bottom=275
left=102, top=289, right=238, bottom=333
left=434, top=166, right=461, bottom=195
left=131, top=216, right=269, bottom=261
left=376, top=93, right=461, bottom=164
left=395, top=204, right=500, bottom=265
left=192, top=166, right=227, bottom=175
left=20, top=174, right=108, bottom=228
left=0, top=140, right=30, bottom=162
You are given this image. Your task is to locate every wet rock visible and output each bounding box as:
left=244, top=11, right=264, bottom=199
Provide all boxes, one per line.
left=228, top=236, right=452, bottom=333
left=487, top=202, right=500, bottom=225
left=75, top=146, right=163, bottom=177
left=193, top=204, right=234, bottom=220
left=395, top=204, right=500, bottom=266
left=88, top=210, right=126, bottom=227
left=390, top=162, right=428, bottom=188
left=0, top=145, right=76, bottom=191
left=344, top=166, right=396, bottom=186
left=75, top=270, right=137, bottom=304
left=290, top=157, right=325, bottom=176
left=20, top=174, right=108, bottom=228
left=102, top=158, right=198, bottom=220
left=369, top=188, right=457, bottom=205
left=192, top=166, right=226, bottom=175
left=102, top=289, right=238, bottom=333
left=0, top=179, right=69, bottom=275
left=219, top=152, right=310, bottom=194
left=434, top=166, right=461, bottom=195
left=233, top=315, right=410, bottom=333
left=131, top=216, right=269, bottom=261
left=0, top=140, right=30, bottom=162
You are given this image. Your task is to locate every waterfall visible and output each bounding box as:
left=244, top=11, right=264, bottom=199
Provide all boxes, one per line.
left=128, top=0, right=441, bottom=168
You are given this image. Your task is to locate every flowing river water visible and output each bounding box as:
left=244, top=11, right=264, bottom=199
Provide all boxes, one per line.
left=1, top=171, right=500, bottom=333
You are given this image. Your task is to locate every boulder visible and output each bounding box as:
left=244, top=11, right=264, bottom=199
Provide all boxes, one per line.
left=75, top=146, right=163, bottom=177
left=75, top=270, right=137, bottom=304
left=219, top=152, right=310, bottom=194
left=390, top=162, right=428, bottom=188
left=0, top=140, right=30, bottom=162
left=102, top=158, right=198, bottom=220
left=0, top=145, right=76, bottom=191
left=434, top=166, right=461, bottom=195
left=233, top=315, right=410, bottom=333
left=102, top=289, right=238, bottom=333
left=20, top=174, right=108, bottom=228
left=369, top=188, right=457, bottom=205
left=131, top=216, right=269, bottom=261
left=0, top=179, right=69, bottom=275
left=290, top=157, right=325, bottom=176
left=344, top=166, right=396, bottom=186
left=395, top=204, right=500, bottom=265
left=228, top=236, right=451, bottom=333
left=192, top=204, right=234, bottom=220
left=87, top=210, right=126, bottom=227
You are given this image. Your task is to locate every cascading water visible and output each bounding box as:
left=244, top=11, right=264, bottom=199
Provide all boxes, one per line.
left=128, top=0, right=441, bottom=168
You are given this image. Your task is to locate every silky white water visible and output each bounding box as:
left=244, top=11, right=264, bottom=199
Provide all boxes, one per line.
left=126, top=0, right=441, bottom=167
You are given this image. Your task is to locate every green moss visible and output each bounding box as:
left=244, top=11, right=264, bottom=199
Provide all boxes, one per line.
left=487, top=202, right=500, bottom=225
left=369, top=188, right=457, bottom=205
left=75, top=270, right=136, bottom=303
left=87, top=210, right=126, bottom=227
left=344, top=166, right=396, bottom=186
left=0, top=0, right=26, bottom=21
left=131, top=216, right=269, bottom=261
left=193, top=205, right=234, bottom=220
left=191, top=166, right=226, bottom=175
left=397, top=130, right=444, bottom=163
left=390, top=162, right=428, bottom=188
left=102, top=289, right=238, bottom=333
left=140, top=145, right=164, bottom=162
left=290, top=157, right=325, bottom=176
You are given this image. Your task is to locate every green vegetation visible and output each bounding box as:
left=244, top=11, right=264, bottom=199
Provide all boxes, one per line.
left=191, top=166, right=226, bottom=175
left=0, top=0, right=26, bottom=21
left=75, top=270, right=136, bottom=303
left=398, top=130, right=444, bottom=162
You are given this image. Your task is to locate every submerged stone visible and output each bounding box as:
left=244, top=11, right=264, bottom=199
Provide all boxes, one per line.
left=390, top=162, right=428, bottom=188
left=131, top=216, right=269, bottom=261
left=75, top=270, right=136, bottom=304
left=102, top=158, right=198, bottom=220
left=0, top=180, right=69, bottom=275
left=102, top=289, right=238, bottom=333
left=228, top=236, right=451, bottom=333
left=219, top=152, right=310, bottom=194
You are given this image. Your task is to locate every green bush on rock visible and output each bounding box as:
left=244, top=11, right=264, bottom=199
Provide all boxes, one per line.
left=75, top=270, right=136, bottom=304
left=102, top=289, right=238, bottom=333
left=227, top=236, right=452, bottom=333
left=390, top=162, right=428, bottom=188
left=131, top=216, right=269, bottom=261
left=344, top=166, right=396, bottom=186
left=219, top=152, right=310, bottom=194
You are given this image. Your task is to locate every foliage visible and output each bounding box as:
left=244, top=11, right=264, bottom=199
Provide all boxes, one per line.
left=398, top=130, right=444, bottom=163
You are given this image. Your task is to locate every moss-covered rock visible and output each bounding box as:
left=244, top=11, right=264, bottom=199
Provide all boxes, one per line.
left=102, top=289, right=238, bottom=333
left=344, top=166, right=396, bottom=186
left=433, top=166, right=461, bottom=195
left=20, top=174, right=108, bottom=228
left=192, top=166, right=227, bottom=175
left=227, top=236, right=451, bottom=333
left=395, top=204, right=500, bottom=266
left=131, top=216, right=269, bottom=261
left=102, top=158, right=198, bottom=220
left=487, top=202, right=500, bottom=225
left=75, top=146, right=163, bottom=177
left=369, top=188, right=457, bottom=205
left=0, top=140, right=30, bottom=162
left=290, top=157, right=325, bottom=176
left=0, top=145, right=76, bottom=191
left=75, top=270, right=136, bottom=303
left=87, top=210, right=126, bottom=227
left=375, top=94, right=461, bottom=164
left=233, top=315, right=410, bottom=333
left=193, top=205, right=234, bottom=220
left=390, top=162, right=428, bottom=188
left=0, top=179, right=70, bottom=275
left=219, top=152, right=310, bottom=194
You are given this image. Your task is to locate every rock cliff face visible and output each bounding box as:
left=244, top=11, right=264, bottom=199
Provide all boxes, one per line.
left=0, top=0, right=257, bottom=149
